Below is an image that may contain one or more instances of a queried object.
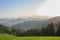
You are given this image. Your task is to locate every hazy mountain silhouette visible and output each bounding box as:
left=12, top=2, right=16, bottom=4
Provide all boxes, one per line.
left=0, top=16, right=51, bottom=26
left=12, top=16, right=60, bottom=30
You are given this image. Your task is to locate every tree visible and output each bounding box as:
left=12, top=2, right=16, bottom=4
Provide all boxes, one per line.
left=25, top=29, right=41, bottom=36
left=48, top=23, right=55, bottom=36
left=41, top=27, right=49, bottom=36
left=41, top=23, right=55, bottom=36
left=56, top=22, right=60, bottom=36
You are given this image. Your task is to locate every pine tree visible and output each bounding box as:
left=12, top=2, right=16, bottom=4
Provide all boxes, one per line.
left=41, top=23, right=55, bottom=36
left=56, top=22, right=60, bottom=36
left=48, top=23, right=55, bottom=36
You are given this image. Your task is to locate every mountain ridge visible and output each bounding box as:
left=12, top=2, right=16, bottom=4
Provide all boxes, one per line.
left=0, top=16, right=52, bottom=26
left=12, top=16, right=60, bottom=30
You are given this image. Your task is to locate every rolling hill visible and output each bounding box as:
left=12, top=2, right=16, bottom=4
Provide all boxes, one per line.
left=12, top=16, right=60, bottom=30
left=2, top=18, right=27, bottom=26
left=0, top=18, right=13, bottom=23
left=0, top=16, right=51, bottom=26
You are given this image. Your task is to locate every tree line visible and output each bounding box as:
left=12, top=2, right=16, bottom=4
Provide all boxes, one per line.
left=0, top=22, right=60, bottom=36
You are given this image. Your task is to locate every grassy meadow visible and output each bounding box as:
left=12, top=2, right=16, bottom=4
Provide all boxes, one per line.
left=0, top=33, right=60, bottom=40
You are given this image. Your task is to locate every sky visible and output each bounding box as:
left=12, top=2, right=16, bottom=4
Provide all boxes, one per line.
left=35, top=0, right=59, bottom=17
left=0, top=0, right=60, bottom=18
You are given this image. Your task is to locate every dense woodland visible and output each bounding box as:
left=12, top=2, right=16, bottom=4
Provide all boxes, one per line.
left=0, top=22, right=60, bottom=36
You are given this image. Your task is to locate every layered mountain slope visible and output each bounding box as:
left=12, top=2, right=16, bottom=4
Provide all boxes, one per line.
left=12, top=16, right=60, bottom=30
left=2, top=18, right=27, bottom=26
left=0, top=16, right=51, bottom=26
left=0, top=18, right=13, bottom=23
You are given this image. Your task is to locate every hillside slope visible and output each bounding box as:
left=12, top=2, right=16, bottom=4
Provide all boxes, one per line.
left=12, top=16, right=60, bottom=30
left=0, top=16, right=52, bottom=26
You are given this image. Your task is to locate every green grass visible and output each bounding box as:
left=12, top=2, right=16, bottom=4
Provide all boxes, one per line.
left=0, top=33, right=60, bottom=40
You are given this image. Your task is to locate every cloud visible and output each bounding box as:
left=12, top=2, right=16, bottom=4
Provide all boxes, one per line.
left=35, top=0, right=60, bottom=16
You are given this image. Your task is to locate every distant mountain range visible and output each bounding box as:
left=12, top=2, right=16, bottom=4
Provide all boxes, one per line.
left=0, top=16, right=51, bottom=26
left=12, top=16, right=60, bottom=30
left=1, top=16, right=60, bottom=30
left=0, top=18, right=27, bottom=26
left=0, top=18, right=13, bottom=23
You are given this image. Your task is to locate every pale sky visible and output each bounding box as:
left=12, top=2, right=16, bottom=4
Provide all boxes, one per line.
left=35, top=0, right=60, bottom=17
left=0, top=0, right=60, bottom=18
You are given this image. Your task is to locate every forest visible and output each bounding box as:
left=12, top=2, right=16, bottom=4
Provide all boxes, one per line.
left=0, top=22, right=60, bottom=36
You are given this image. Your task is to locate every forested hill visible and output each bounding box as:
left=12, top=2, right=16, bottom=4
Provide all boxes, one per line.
left=12, top=16, right=60, bottom=30
left=0, top=22, right=60, bottom=36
